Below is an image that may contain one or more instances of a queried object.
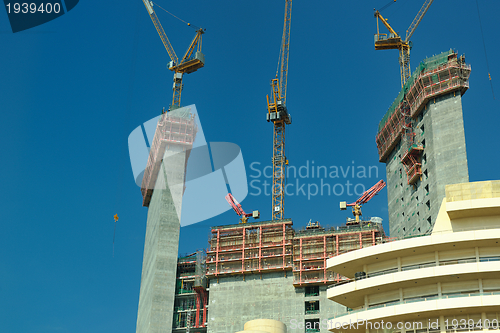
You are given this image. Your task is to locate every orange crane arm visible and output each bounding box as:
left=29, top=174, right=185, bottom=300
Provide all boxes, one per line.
left=278, top=0, right=292, bottom=104
left=405, top=0, right=433, bottom=42
left=141, top=0, right=178, bottom=65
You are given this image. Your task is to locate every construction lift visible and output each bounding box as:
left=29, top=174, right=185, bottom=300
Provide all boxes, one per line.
left=340, top=180, right=386, bottom=224
left=141, top=0, right=205, bottom=111
left=266, top=0, right=292, bottom=220
left=374, top=0, right=433, bottom=87
left=225, top=193, right=260, bottom=224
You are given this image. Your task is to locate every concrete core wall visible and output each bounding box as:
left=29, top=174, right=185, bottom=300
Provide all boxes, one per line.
left=136, top=147, right=188, bottom=333
left=386, top=92, right=469, bottom=239
left=208, top=272, right=345, bottom=333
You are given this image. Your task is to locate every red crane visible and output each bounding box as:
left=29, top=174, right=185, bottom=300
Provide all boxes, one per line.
left=225, top=193, right=260, bottom=224
left=340, top=180, right=386, bottom=224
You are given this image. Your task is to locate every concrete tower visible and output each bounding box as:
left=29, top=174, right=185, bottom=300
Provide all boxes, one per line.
left=376, top=50, right=471, bottom=238
left=136, top=107, right=197, bottom=333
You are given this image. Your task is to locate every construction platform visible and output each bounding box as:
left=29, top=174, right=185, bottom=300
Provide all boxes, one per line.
left=376, top=50, right=471, bottom=163
left=206, top=219, right=389, bottom=286
left=140, top=108, right=198, bottom=207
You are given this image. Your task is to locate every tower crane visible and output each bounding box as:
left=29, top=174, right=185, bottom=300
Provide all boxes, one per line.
left=266, top=0, right=292, bottom=220
left=340, top=180, right=386, bottom=224
left=141, top=0, right=205, bottom=111
left=225, top=193, right=260, bottom=224
left=374, top=0, right=433, bottom=87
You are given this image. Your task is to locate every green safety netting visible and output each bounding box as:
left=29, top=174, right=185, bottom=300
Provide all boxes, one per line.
left=377, top=49, right=454, bottom=133
left=169, top=107, right=193, bottom=119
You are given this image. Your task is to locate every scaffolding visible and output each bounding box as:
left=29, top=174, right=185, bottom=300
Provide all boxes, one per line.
left=292, top=221, right=387, bottom=286
left=206, top=219, right=294, bottom=277
left=206, top=219, right=390, bottom=287
left=174, top=251, right=208, bottom=332
left=376, top=50, right=471, bottom=164
left=140, top=109, right=197, bottom=207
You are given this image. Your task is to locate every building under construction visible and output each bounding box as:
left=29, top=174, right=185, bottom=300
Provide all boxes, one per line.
left=205, top=218, right=389, bottom=333
left=134, top=50, right=474, bottom=332
left=376, top=50, right=471, bottom=238
left=133, top=1, right=480, bottom=332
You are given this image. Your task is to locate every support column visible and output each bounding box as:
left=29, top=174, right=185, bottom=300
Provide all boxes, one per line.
left=299, top=238, right=303, bottom=284
left=216, top=230, right=220, bottom=276
left=323, top=235, right=327, bottom=283
left=336, top=235, right=339, bottom=256
left=242, top=228, right=246, bottom=272
left=259, top=226, right=262, bottom=272
left=194, top=291, right=201, bottom=328
left=282, top=223, right=286, bottom=268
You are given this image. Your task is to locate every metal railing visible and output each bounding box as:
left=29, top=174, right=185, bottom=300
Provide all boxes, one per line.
left=305, top=309, right=320, bottom=315
left=329, top=291, right=500, bottom=320
left=349, top=256, right=500, bottom=280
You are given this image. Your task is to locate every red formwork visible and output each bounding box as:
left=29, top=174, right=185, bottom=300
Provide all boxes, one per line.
left=376, top=55, right=471, bottom=163
left=206, top=220, right=294, bottom=277
left=176, top=251, right=207, bottom=329
left=206, top=220, right=389, bottom=287
left=292, top=225, right=386, bottom=286
left=193, top=286, right=208, bottom=328
left=140, top=112, right=197, bottom=207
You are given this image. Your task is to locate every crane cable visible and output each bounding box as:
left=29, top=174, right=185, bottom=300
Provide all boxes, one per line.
left=275, top=47, right=282, bottom=81
left=113, top=214, right=119, bottom=258
left=475, top=0, right=495, bottom=99
left=112, top=2, right=142, bottom=258
left=379, top=0, right=396, bottom=12
left=152, top=1, right=199, bottom=30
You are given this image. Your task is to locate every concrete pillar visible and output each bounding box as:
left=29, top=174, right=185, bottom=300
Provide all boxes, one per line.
left=136, top=146, right=189, bottom=333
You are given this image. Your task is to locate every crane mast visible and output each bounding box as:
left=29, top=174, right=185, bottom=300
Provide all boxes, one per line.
left=374, top=0, right=433, bottom=87
left=266, top=0, right=292, bottom=220
left=141, top=0, right=205, bottom=110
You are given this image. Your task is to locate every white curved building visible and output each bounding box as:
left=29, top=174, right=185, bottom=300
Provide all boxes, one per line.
left=327, top=181, right=500, bottom=333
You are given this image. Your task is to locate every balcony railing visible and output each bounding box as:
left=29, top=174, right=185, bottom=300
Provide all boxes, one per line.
left=305, top=309, right=320, bottom=315
left=353, top=256, right=500, bottom=280
left=329, top=291, right=500, bottom=320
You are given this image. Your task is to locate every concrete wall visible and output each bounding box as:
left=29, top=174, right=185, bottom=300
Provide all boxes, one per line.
left=136, top=146, right=188, bottom=333
left=208, top=272, right=345, bottom=333
left=386, top=92, right=469, bottom=238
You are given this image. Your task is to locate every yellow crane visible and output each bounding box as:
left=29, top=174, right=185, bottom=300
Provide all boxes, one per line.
left=374, top=0, right=433, bottom=87
left=266, top=0, right=292, bottom=220
left=141, top=0, right=205, bottom=110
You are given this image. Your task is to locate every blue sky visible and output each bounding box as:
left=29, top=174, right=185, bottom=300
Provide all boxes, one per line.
left=1, top=1, right=499, bottom=332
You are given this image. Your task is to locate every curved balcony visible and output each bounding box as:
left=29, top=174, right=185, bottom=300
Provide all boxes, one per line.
left=327, top=292, right=500, bottom=332
left=328, top=261, right=500, bottom=308
left=326, top=229, right=500, bottom=278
